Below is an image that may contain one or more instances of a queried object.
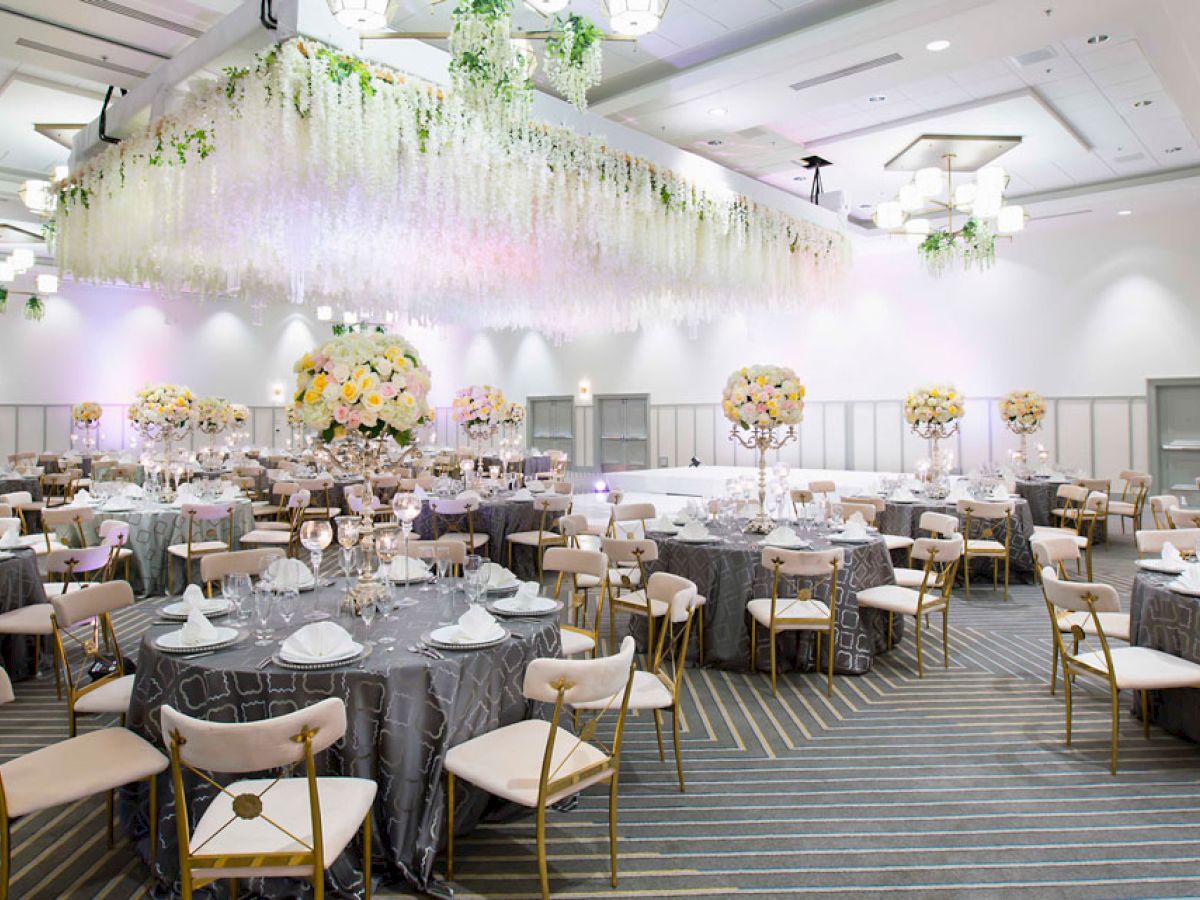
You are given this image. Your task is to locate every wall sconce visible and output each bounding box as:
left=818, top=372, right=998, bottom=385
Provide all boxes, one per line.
left=270, top=382, right=286, bottom=404
left=577, top=379, right=592, bottom=406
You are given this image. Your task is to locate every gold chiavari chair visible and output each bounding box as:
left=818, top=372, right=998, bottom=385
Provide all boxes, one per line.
left=506, top=494, right=571, bottom=580
left=1134, top=527, right=1200, bottom=559
left=1040, top=568, right=1200, bottom=774
left=1147, top=494, right=1179, bottom=529
left=443, top=638, right=636, bottom=900
left=198, top=548, right=286, bottom=597
left=789, top=488, right=814, bottom=519
left=1034, top=491, right=1105, bottom=581
left=957, top=499, right=1013, bottom=597
left=606, top=502, right=656, bottom=539
left=0, top=492, right=43, bottom=536
left=857, top=536, right=963, bottom=677
left=428, top=497, right=488, bottom=553
left=1107, top=470, right=1151, bottom=533
left=240, top=490, right=311, bottom=558
left=161, top=698, right=376, bottom=900
left=543, top=546, right=611, bottom=657
left=600, top=536, right=659, bottom=651
left=891, top=511, right=958, bottom=588
left=41, top=546, right=111, bottom=597
left=1169, top=507, right=1200, bottom=529
left=166, top=503, right=236, bottom=594
left=749, top=548, right=843, bottom=697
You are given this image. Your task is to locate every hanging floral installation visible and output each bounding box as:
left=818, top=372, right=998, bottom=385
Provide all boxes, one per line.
left=917, top=218, right=996, bottom=277
left=52, top=37, right=848, bottom=337
left=544, top=13, right=604, bottom=112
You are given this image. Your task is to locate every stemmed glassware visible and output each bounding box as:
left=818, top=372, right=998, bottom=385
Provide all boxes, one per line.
left=335, top=514, right=361, bottom=597
left=463, top=554, right=485, bottom=606
left=392, top=491, right=422, bottom=585
left=434, top=543, right=453, bottom=596
left=277, top=588, right=298, bottom=634
left=223, top=572, right=252, bottom=626
left=253, top=586, right=273, bottom=646
left=374, top=526, right=402, bottom=635
left=300, top=519, right=333, bottom=588
left=359, top=595, right=376, bottom=646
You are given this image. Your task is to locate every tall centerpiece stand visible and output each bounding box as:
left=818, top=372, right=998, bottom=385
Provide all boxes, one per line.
left=722, top=365, right=805, bottom=535
left=71, top=402, right=102, bottom=453
left=453, top=384, right=506, bottom=463
left=904, top=385, right=965, bottom=499
left=292, top=331, right=433, bottom=615
left=194, top=397, right=232, bottom=469
left=999, top=389, right=1045, bottom=476
left=127, top=383, right=196, bottom=491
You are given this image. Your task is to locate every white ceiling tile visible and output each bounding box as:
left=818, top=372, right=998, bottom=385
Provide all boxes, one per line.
left=1089, top=60, right=1158, bottom=89
left=1074, top=38, right=1148, bottom=71
left=682, top=0, right=785, bottom=29
left=914, top=87, right=976, bottom=112
left=1013, top=56, right=1085, bottom=85
left=961, top=74, right=1026, bottom=99
left=1036, top=75, right=1100, bottom=101
left=948, top=60, right=1015, bottom=85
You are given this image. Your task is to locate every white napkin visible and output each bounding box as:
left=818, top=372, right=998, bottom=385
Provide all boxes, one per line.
left=847, top=512, right=868, bottom=528
left=513, top=581, right=542, bottom=610
left=841, top=519, right=870, bottom=540
left=267, top=558, right=310, bottom=591
left=526, top=480, right=547, bottom=494
left=182, top=584, right=206, bottom=610
left=482, top=562, right=518, bottom=589
left=892, top=487, right=915, bottom=501
left=764, top=526, right=799, bottom=546
left=104, top=497, right=135, bottom=511
left=413, top=484, right=428, bottom=499
left=1163, top=542, right=1182, bottom=564
left=649, top=514, right=677, bottom=532
left=0, top=528, right=21, bottom=548
left=72, top=489, right=93, bottom=506
left=458, top=605, right=499, bottom=641
left=991, top=487, right=1010, bottom=500
left=179, top=605, right=219, bottom=646
left=511, top=488, right=534, bottom=501
left=679, top=521, right=710, bottom=540
left=281, top=621, right=357, bottom=662
left=456, top=489, right=482, bottom=504
left=1173, top=564, right=1200, bottom=592
left=387, top=556, right=431, bottom=581
left=124, top=484, right=145, bottom=499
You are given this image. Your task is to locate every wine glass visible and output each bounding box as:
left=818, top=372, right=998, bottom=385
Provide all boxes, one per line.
left=374, top=527, right=400, bottom=639
left=253, top=586, right=273, bottom=646
left=277, top=588, right=298, bottom=633
left=335, top=515, right=361, bottom=552
left=359, top=596, right=376, bottom=645
left=300, top=519, right=333, bottom=590
left=463, top=554, right=484, bottom=606
left=434, top=543, right=453, bottom=596
left=340, top=545, right=360, bottom=596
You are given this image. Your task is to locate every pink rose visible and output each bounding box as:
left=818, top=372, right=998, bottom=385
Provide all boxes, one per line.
left=333, top=405, right=350, bottom=424
left=380, top=382, right=397, bottom=399
left=347, top=410, right=362, bottom=429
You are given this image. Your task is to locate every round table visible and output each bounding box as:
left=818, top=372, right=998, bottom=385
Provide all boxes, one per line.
left=1130, top=569, right=1200, bottom=743
left=655, top=524, right=898, bottom=674
left=878, top=496, right=1037, bottom=583
left=125, top=583, right=560, bottom=898
left=0, top=476, right=43, bottom=501
left=0, top=549, right=48, bottom=681
left=1015, top=478, right=1109, bottom=542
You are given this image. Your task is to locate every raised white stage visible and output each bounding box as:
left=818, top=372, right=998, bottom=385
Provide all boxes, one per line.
left=604, top=465, right=904, bottom=498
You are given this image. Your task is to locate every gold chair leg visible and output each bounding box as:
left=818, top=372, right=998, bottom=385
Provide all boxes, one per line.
left=608, top=773, right=619, bottom=887
left=536, top=805, right=550, bottom=900
left=769, top=628, right=778, bottom=697
left=229, top=880, right=238, bottom=898
left=363, top=809, right=372, bottom=900
left=1049, top=640, right=1059, bottom=696
left=941, top=609, right=949, bottom=669
left=826, top=627, right=834, bottom=697
left=445, top=772, right=455, bottom=880
left=672, top=709, right=685, bottom=793
left=1004, top=555, right=1010, bottom=599
left=964, top=558, right=971, bottom=596
left=1141, top=690, right=1150, bottom=740
left=915, top=615, right=924, bottom=678
left=1064, top=665, right=1073, bottom=746
left=1, top=814, right=10, bottom=900
left=653, top=710, right=666, bottom=761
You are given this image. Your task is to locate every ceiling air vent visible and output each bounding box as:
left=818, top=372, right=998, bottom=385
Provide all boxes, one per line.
left=1114, top=151, right=1147, bottom=164
left=1010, top=46, right=1058, bottom=68
left=789, top=53, right=903, bottom=92
left=14, top=37, right=150, bottom=78
left=1029, top=209, right=1093, bottom=222
left=79, top=0, right=203, bottom=38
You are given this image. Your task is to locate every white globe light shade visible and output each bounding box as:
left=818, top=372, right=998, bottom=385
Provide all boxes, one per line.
left=524, top=0, right=569, bottom=12
left=605, top=0, right=668, bottom=36
left=903, top=218, right=931, bottom=236
left=0, top=262, right=13, bottom=283
left=898, top=182, right=923, bottom=212
left=996, top=204, right=1025, bottom=234
left=18, top=179, right=53, bottom=215
left=976, top=165, right=1007, bottom=195
left=326, top=0, right=388, bottom=30
left=953, top=182, right=977, bottom=210
left=972, top=191, right=1002, bottom=219
left=10, top=248, right=35, bottom=273
left=874, top=201, right=905, bottom=230
left=914, top=166, right=944, bottom=199
left=36, top=273, right=58, bottom=294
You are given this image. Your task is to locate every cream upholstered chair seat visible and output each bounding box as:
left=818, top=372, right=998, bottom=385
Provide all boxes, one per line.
left=253, top=521, right=293, bottom=532
left=239, top=529, right=292, bottom=544
left=1057, top=611, right=1131, bottom=642
left=1107, top=500, right=1137, bottom=516
left=855, top=583, right=945, bottom=616
left=507, top=528, right=560, bottom=546
left=436, top=532, right=489, bottom=549
left=445, top=718, right=611, bottom=808
left=883, top=534, right=915, bottom=552
left=1033, top=525, right=1090, bottom=548
left=0, top=725, right=166, bottom=818
left=746, top=596, right=830, bottom=627
left=72, top=673, right=135, bottom=715
left=186, top=777, right=377, bottom=880
left=611, top=589, right=668, bottom=618
left=41, top=582, right=88, bottom=596
left=167, top=539, right=227, bottom=556
left=1072, top=646, right=1200, bottom=689
left=963, top=537, right=1007, bottom=554
left=559, top=628, right=595, bottom=656
left=0, top=603, right=54, bottom=635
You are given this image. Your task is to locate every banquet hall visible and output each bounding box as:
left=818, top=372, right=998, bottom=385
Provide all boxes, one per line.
left=1, top=0, right=1200, bottom=897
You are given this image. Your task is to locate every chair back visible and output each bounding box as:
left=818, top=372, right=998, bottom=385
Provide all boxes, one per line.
left=99, top=519, right=130, bottom=546
left=1135, top=528, right=1200, bottom=556
left=808, top=480, right=836, bottom=495
left=957, top=499, right=1013, bottom=549
left=556, top=514, right=590, bottom=542
left=1031, top=533, right=1080, bottom=577
left=1075, top=477, right=1110, bottom=494
left=1056, top=484, right=1088, bottom=504
left=1169, top=507, right=1200, bottom=529
left=534, top=494, right=572, bottom=513
left=761, top=547, right=843, bottom=626
left=523, top=636, right=635, bottom=706
left=44, top=546, right=111, bottom=582
left=609, top=502, right=655, bottom=538
left=43, top=505, right=96, bottom=547
left=600, top=536, right=659, bottom=567
left=50, top=578, right=134, bottom=626
left=789, top=489, right=814, bottom=514
left=50, top=581, right=134, bottom=710
left=542, top=546, right=607, bottom=580
left=406, top=539, right=467, bottom=566
left=918, top=511, right=958, bottom=536
left=1040, top=568, right=1122, bottom=676
left=0, top=491, right=33, bottom=506
left=182, top=502, right=233, bottom=523
left=200, top=548, right=286, bottom=584
left=837, top=501, right=877, bottom=524
left=552, top=481, right=574, bottom=495
left=0, top=667, right=12, bottom=705
left=1148, top=495, right=1180, bottom=529
left=910, top=535, right=964, bottom=600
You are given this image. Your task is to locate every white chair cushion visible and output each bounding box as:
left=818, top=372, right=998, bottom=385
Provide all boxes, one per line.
left=444, top=719, right=611, bottom=808
left=506, top=530, right=562, bottom=547
left=965, top=539, right=1007, bottom=554
left=436, top=533, right=489, bottom=548
left=303, top=507, right=342, bottom=519
left=254, top=522, right=292, bottom=532
left=1072, top=646, right=1200, bottom=690
left=167, top=541, right=228, bottom=556
left=1107, top=501, right=1136, bottom=515
left=21, top=536, right=67, bottom=555
left=856, top=584, right=946, bottom=616
left=1033, top=526, right=1089, bottom=548
left=746, top=597, right=830, bottom=628
left=188, top=776, right=377, bottom=879
left=559, top=628, right=595, bottom=656
left=611, top=589, right=667, bottom=618
left=883, top=535, right=914, bottom=552
left=892, top=567, right=926, bottom=589
left=1057, top=611, right=1131, bottom=642
left=573, top=670, right=671, bottom=712
left=0, top=603, right=54, bottom=635
left=240, top=530, right=292, bottom=544
left=0, top=727, right=167, bottom=818
left=73, top=674, right=136, bottom=715
left=574, top=573, right=603, bottom=589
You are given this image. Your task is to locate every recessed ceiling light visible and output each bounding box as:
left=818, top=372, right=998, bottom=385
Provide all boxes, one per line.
left=1117, top=209, right=1132, bottom=216
left=705, top=139, right=723, bottom=147
left=1086, top=34, right=1110, bottom=44
left=868, top=95, right=887, bottom=103
left=1165, top=146, right=1183, bottom=153
left=926, top=39, right=950, bottom=52
left=1133, top=99, right=1153, bottom=108
left=793, top=175, right=807, bottom=182
left=707, top=106, right=727, bottom=117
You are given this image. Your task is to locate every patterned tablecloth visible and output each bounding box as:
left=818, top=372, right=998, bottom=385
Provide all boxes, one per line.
left=878, top=497, right=1036, bottom=583
left=655, top=525, right=898, bottom=674
left=412, top=493, right=562, bottom=580
left=125, top=584, right=560, bottom=898
left=0, top=549, right=49, bottom=680
left=53, top=500, right=256, bottom=597
left=1015, top=478, right=1109, bottom=541
left=1130, top=570, right=1200, bottom=743
left=0, top=476, right=43, bottom=501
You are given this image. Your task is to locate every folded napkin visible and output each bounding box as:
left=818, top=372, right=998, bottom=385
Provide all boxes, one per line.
left=387, top=556, right=431, bottom=581
left=847, top=512, right=868, bottom=528
left=1174, top=564, right=1200, bottom=592
left=764, top=526, right=799, bottom=546
left=1162, top=542, right=1182, bottom=564
left=649, top=514, right=677, bottom=532
left=481, top=562, right=518, bottom=589
left=456, top=489, right=483, bottom=504
left=182, top=584, right=206, bottom=609
left=511, top=488, right=534, bottom=501
left=841, top=519, right=870, bottom=540
left=124, top=484, right=145, bottom=499
left=179, top=605, right=219, bottom=646
left=458, top=605, right=499, bottom=641
left=0, top=528, right=21, bottom=548
left=526, top=480, right=547, bottom=494
left=991, top=487, right=1010, bottom=500
left=892, top=488, right=915, bottom=501
left=512, top=581, right=543, bottom=610
left=267, top=558, right=310, bottom=591
left=281, top=621, right=357, bottom=663
left=679, top=521, right=710, bottom=540
left=72, top=489, right=93, bottom=506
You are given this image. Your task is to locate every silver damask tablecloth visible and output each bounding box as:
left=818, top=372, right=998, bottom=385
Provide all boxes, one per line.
left=878, top=497, right=1036, bottom=583
left=1129, top=570, right=1200, bottom=743
left=655, top=526, right=898, bottom=674
left=0, top=549, right=48, bottom=681
left=125, top=585, right=560, bottom=898
left=1015, top=478, right=1109, bottom=541
left=412, top=494, right=561, bottom=580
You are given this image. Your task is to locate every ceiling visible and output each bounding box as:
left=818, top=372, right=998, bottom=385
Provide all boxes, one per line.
left=0, top=0, right=1198, bottom=259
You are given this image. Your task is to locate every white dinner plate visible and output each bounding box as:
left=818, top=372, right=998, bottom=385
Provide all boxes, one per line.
left=279, top=641, right=363, bottom=666
left=160, top=598, right=232, bottom=619
left=676, top=536, right=718, bottom=544
left=1136, top=559, right=1189, bottom=575
left=154, top=626, right=241, bottom=653
left=486, top=579, right=521, bottom=594
left=1169, top=583, right=1200, bottom=598
left=427, top=624, right=509, bottom=649
left=259, top=572, right=317, bottom=593
left=829, top=534, right=873, bottom=544
left=761, top=539, right=810, bottom=550
left=490, top=596, right=560, bottom=614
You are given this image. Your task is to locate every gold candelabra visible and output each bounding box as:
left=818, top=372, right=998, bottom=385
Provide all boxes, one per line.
left=730, top=424, right=796, bottom=534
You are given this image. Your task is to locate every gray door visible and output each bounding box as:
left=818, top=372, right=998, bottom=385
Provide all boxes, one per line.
left=1149, top=378, right=1200, bottom=495
left=596, top=394, right=650, bottom=473
left=528, top=396, right=574, bottom=458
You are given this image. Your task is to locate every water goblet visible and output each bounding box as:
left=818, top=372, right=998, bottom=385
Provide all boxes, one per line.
left=434, top=543, right=453, bottom=596
left=253, top=586, right=273, bottom=646
left=463, top=554, right=485, bottom=606
left=277, top=588, right=299, bottom=634
left=229, top=573, right=253, bottom=625
left=340, top=545, right=360, bottom=595
left=300, top=519, right=334, bottom=591
left=359, top=596, right=377, bottom=645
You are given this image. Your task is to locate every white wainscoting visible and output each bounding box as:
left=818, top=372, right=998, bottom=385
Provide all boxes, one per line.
left=0, top=395, right=1148, bottom=478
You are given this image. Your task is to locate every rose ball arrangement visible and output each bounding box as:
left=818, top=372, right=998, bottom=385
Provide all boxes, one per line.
left=722, top=365, right=806, bottom=431
left=999, top=389, right=1045, bottom=434
left=71, top=402, right=102, bottom=426
left=128, top=383, right=196, bottom=440
left=904, top=384, right=964, bottom=435
left=451, top=384, right=507, bottom=439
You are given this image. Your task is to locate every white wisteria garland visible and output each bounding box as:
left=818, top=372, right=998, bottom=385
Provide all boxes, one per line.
left=53, top=38, right=849, bottom=337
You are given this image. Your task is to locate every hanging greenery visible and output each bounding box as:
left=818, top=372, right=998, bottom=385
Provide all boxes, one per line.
left=23, top=295, right=44, bottom=322
left=449, top=0, right=531, bottom=114
left=918, top=218, right=996, bottom=277
left=0, top=287, right=6, bottom=315
left=544, top=13, right=603, bottom=112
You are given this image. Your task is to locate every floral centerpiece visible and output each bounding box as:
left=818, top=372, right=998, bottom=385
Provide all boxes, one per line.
left=905, top=384, right=964, bottom=485
left=195, top=397, right=231, bottom=434
left=229, top=403, right=249, bottom=429
left=128, top=383, right=195, bottom=458
left=71, top=401, right=102, bottom=451
left=999, top=389, right=1045, bottom=469
left=452, top=384, right=506, bottom=442
left=500, top=400, right=526, bottom=428
left=722, top=365, right=805, bottom=534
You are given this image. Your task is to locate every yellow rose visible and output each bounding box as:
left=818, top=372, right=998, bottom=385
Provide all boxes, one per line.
left=304, top=389, right=320, bottom=405
left=363, top=391, right=383, bottom=411
left=340, top=381, right=360, bottom=403
left=313, top=373, right=328, bottom=391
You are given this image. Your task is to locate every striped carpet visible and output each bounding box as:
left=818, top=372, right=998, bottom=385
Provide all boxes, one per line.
left=4, top=536, right=1200, bottom=899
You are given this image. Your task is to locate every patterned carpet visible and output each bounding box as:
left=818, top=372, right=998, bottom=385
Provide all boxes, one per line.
left=4, top=534, right=1200, bottom=899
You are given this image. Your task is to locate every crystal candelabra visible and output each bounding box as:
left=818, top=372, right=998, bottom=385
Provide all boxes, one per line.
left=729, top=424, right=797, bottom=534
left=911, top=419, right=959, bottom=499
left=1004, top=418, right=1041, bottom=474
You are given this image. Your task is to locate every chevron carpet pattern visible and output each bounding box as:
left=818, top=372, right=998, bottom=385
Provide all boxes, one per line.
left=4, top=536, right=1200, bottom=899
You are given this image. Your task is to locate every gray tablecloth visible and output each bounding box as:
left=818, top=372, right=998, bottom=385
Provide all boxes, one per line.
left=655, top=526, right=897, bottom=674
left=479, top=456, right=551, bottom=477
left=878, top=497, right=1036, bottom=583
left=413, top=494, right=561, bottom=580
left=0, top=549, right=48, bottom=681
left=1130, top=570, right=1200, bottom=742
left=0, top=476, right=43, bottom=501
left=1015, top=479, right=1108, bottom=542
left=125, top=584, right=560, bottom=897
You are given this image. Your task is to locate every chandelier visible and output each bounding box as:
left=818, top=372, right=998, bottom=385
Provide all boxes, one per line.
left=873, top=134, right=1025, bottom=276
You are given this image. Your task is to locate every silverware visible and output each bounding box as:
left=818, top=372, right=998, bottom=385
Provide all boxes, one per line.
left=419, top=641, right=446, bottom=659
left=256, top=657, right=272, bottom=670
left=181, top=650, right=215, bottom=660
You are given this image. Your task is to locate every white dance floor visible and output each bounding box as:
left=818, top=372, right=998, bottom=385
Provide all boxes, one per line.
left=605, top=465, right=902, bottom=498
